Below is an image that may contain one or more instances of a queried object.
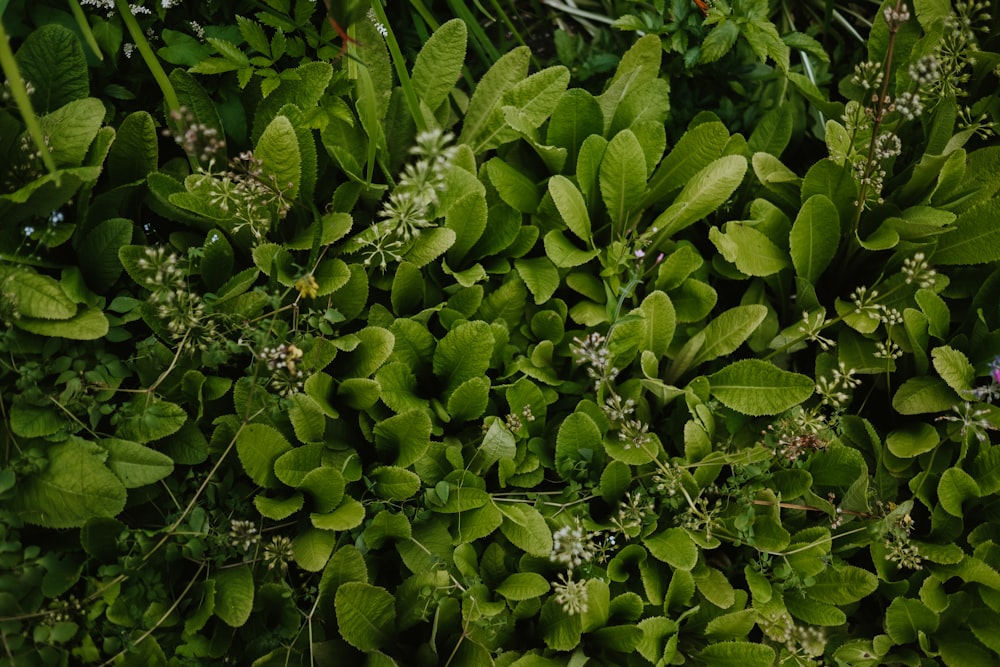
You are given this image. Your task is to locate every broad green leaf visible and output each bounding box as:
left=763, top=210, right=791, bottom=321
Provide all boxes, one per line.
left=473, top=66, right=570, bottom=153
left=646, top=528, right=698, bottom=571
left=487, top=157, right=540, bottom=213
left=549, top=175, right=592, bottom=244
left=212, top=565, right=254, bottom=629
left=107, top=112, right=157, bottom=184
left=3, top=268, right=76, bottom=320
left=373, top=410, right=432, bottom=468
left=643, top=121, right=729, bottom=208
left=540, top=598, right=584, bottom=651
left=546, top=88, right=604, bottom=171
left=544, top=230, right=598, bottom=268
left=404, top=227, right=456, bottom=268
left=639, top=291, right=675, bottom=358
left=318, top=545, right=368, bottom=617
left=515, top=257, right=559, bottom=305
left=789, top=195, right=840, bottom=283
left=460, top=47, right=531, bottom=149
left=311, top=497, right=365, bottom=531
left=114, top=397, right=187, bottom=443
left=555, top=412, right=602, bottom=481
left=650, top=155, right=748, bottom=242
left=254, top=492, right=304, bottom=520
left=692, top=304, right=767, bottom=367
left=710, top=222, right=790, bottom=277
left=255, top=114, right=301, bottom=201
left=236, top=424, right=294, bottom=489
left=885, top=597, right=938, bottom=644
left=336, top=326, right=394, bottom=378
left=698, top=641, right=775, bottom=667
left=600, top=129, right=646, bottom=231
left=748, top=106, right=793, bottom=156
left=363, top=510, right=412, bottom=549
left=445, top=190, right=488, bottom=265
left=15, top=24, right=89, bottom=109
left=299, top=467, right=346, bottom=512
left=335, top=582, right=396, bottom=651
left=37, top=97, right=101, bottom=166
left=495, top=573, right=550, bottom=601
left=447, top=376, right=490, bottom=421
left=411, top=19, right=467, bottom=112
left=498, top=503, right=552, bottom=556
left=934, top=199, right=1000, bottom=265
left=785, top=595, right=847, bottom=626
left=273, top=444, right=325, bottom=488
left=892, top=376, right=958, bottom=414
left=705, top=609, right=758, bottom=640
left=77, top=217, right=129, bottom=292
left=931, top=346, right=975, bottom=394
left=288, top=394, right=326, bottom=443
left=13, top=306, right=109, bottom=340
left=885, top=422, right=938, bottom=458
left=11, top=440, right=126, bottom=528
left=938, top=467, right=979, bottom=517
left=701, top=21, right=741, bottom=64
left=708, top=359, right=814, bottom=416
left=475, top=420, right=517, bottom=472
left=292, top=526, right=336, bottom=571
left=102, top=438, right=173, bottom=488
left=370, top=466, right=421, bottom=501
left=806, top=564, right=878, bottom=605
left=252, top=61, right=332, bottom=142
left=433, top=320, right=495, bottom=394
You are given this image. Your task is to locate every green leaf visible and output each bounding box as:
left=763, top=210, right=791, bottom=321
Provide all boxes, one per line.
left=114, top=397, right=187, bottom=443
left=498, top=503, right=553, bottom=556
left=77, top=219, right=132, bottom=292
left=710, top=222, right=790, bottom=277
left=540, top=598, right=583, bottom=651
left=447, top=376, right=490, bottom=421
left=708, top=359, right=814, bottom=416
left=806, top=564, right=878, bottom=605
left=473, top=66, right=570, bottom=153
left=236, top=424, right=294, bottom=489
left=886, top=422, right=939, bottom=458
left=885, top=597, right=938, bottom=644
left=292, top=526, right=336, bottom=571
left=931, top=346, right=975, bottom=394
left=548, top=176, right=593, bottom=244
left=938, top=467, right=979, bottom=517
left=643, top=121, right=729, bottom=208
left=311, top=497, right=365, bottom=531
left=102, top=438, right=174, bottom=488
left=645, top=528, right=698, bottom=571
left=546, top=88, right=604, bottom=171
left=370, top=466, right=421, bottom=501
left=373, top=410, right=432, bottom=468
left=487, top=157, right=540, bottom=213
left=892, top=376, right=959, bottom=414
left=460, top=47, right=530, bottom=149
left=698, top=641, right=775, bottom=667
left=15, top=24, right=89, bottom=113
left=37, top=98, right=105, bottom=168
left=13, top=306, right=109, bottom=340
left=335, top=582, right=396, bottom=652
left=692, top=304, right=768, bottom=367
left=336, top=326, right=394, bottom=378
left=600, top=129, right=646, bottom=230
left=433, top=320, right=495, bottom=394
left=785, top=595, right=847, bottom=626
left=108, top=112, right=157, bottom=183
left=555, top=412, right=602, bottom=480
left=650, top=154, right=748, bottom=242
left=543, top=230, right=598, bottom=268
left=11, top=440, right=126, bottom=528
left=2, top=268, right=75, bottom=319
left=273, top=444, right=324, bottom=488
left=299, top=467, right=346, bottom=512
left=474, top=419, right=517, bottom=472
left=254, top=492, right=304, bottom=520
left=496, top=573, right=550, bottom=601
left=638, top=291, right=675, bottom=358
left=701, top=21, right=741, bottom=64
left=255, top=114, right=301, bottom=201
left=411, top=18, right=466, bottom=112
left=288, top=393, right=326, bottom=443
left=934, top=199, right=1000, bottom=265
left=213, top=565, right=254, bottom=627
left=515, top=257, right=559, bottom=305
left=363, top=511, right=412, bottom=549
left=789, top=195, right=840, bottom=283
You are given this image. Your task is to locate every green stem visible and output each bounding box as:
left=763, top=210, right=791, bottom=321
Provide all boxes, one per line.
left=369, top=1, right=427, bottom=133
left=0, top=19, right=57, bottom=174
left=113, top=0, right=180, bottom=112
left=67, top=0, right=104, bottom=60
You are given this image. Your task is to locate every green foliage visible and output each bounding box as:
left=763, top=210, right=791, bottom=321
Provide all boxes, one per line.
left=2, top=0, right=1000, bottom=665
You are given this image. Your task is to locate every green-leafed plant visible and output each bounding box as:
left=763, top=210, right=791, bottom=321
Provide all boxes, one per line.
left=2, top=0, right=1000, bottom=665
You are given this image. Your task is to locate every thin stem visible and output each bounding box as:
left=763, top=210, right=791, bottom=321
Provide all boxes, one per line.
left=113, top=0, right=180, bottom=112
left=0, top=19, right=56, bottom=174
left=67, top=0, right=104, bottom=60
left=369, top=1, right=427, bottom=133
